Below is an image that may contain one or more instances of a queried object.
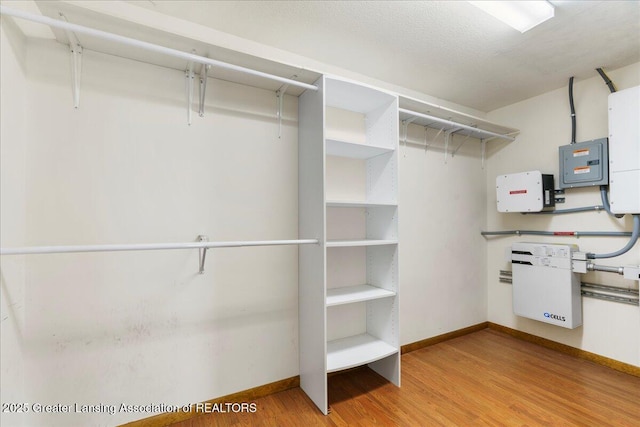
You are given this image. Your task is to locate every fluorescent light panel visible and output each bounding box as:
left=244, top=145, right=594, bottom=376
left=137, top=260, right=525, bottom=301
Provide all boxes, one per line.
left=469, top=1, right=555, bottom=33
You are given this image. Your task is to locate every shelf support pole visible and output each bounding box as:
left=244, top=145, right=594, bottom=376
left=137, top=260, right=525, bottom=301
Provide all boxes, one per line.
left=451, top=132, right=472, bottom=157
left=185, top=59, right=195, bottom=125
left=60, top=13, right=82, bottom=109
left=276, top=84, right=289, bottom=139
left=424, top=126, right=430, bottom=153
left=444, top=130, right=451, bottom=163
left=401, top=118, right=416, bottom=144
left=444, top=127, right=463, bottom=163
left=481, top=139, right=486, bottom=169
left=198, top=235, right=208, bottom=274
left=198, top=64, right=210, bottom=118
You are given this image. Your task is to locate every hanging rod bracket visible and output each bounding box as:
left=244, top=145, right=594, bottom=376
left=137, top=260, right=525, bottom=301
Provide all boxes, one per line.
left=401, top=118, right=416, bottom=144
left=185, top=58, right=195, bottom=125
left=198, top=235, right=208, bottom=274
left=198, top=64, right=210, bottom=117
left=60, top=13, right=82, bottom=109
left=423, top=126, right=430, bottom=152
left=444, top=130, right=451, bottom=163
left=276, top=83, right=290, bottom=139
left=451, top=132, right=472, bottom=157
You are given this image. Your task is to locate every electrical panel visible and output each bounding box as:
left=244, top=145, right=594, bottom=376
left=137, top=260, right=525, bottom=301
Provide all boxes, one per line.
left=608, top=85, right=640, bottom=214
left=510, top=242, right=582, bottom=329
left=496, top=171, right=555, bottom=212
left=558, top=138, right=609, bottom=189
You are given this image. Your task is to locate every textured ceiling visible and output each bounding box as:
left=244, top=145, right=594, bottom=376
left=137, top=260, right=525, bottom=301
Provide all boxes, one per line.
left=126, top=0, right=640, bottom=112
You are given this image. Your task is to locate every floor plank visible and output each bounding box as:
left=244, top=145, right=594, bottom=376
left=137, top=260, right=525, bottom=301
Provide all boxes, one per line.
left=170, top=330, right=640, bottom=426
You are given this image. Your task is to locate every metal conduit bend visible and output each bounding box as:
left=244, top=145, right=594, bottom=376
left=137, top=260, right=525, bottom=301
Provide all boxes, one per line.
left=587, top=214, right=640, bottom=259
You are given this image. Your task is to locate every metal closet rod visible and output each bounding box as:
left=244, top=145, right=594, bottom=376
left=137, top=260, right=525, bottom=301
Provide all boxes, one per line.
left=481, top=230, right=632, bottom=237
left=0, top=239, right=319, bottom=256
left=399, top=108, right=516, bottom=142
left=0, top=6, right=317, bottom=92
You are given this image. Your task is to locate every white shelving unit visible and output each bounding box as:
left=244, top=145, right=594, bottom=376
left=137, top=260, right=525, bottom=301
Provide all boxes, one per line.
left=299, top=76, right=400, bottom=414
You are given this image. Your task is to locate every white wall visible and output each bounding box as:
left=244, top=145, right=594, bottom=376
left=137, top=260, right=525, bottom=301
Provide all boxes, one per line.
left=1, top=33, right=299, bottom=425
left=0, top=18, right=28, bottom=427
left=399, top=124, right=488, bottom=344
left=485, top=62, right=640, bottom=367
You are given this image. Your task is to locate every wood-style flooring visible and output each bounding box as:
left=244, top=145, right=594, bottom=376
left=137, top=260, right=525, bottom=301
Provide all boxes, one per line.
left=172, top=329, right=640, bottom=426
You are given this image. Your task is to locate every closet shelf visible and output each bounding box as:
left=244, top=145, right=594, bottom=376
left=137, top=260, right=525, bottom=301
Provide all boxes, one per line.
left=326, top=239, right=397, bottom=247
left=326, top=139, right=394, bottom=159
left=398, top=107, right=518, bottom=142
left=327, top=334, right=398, bottom=373
left=326, top=200, right=397, bottom=208
left=326, top=284, right=396, bottom=307
left=0, top=5, right=321, bottom=97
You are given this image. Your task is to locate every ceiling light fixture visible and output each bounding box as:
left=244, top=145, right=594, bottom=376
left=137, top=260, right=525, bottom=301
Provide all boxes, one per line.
left=469, top=1, right=555, bottom=33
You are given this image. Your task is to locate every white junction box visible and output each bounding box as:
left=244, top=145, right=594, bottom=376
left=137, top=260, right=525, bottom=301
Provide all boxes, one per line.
left=496, top=171, right=555, bottom=212
left=608, top=85, right=640, bottom=214
left=510, top=242, right=582, bottom=329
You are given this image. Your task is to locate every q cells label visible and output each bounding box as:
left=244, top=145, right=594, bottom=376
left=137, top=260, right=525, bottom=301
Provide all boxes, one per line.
left=544, top=312, right=566, bottom=322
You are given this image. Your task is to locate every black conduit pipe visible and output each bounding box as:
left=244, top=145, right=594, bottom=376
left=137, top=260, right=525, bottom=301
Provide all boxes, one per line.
left=596, top=67, right=617, bottom=93
left=569, top=76, right=576, bottom=144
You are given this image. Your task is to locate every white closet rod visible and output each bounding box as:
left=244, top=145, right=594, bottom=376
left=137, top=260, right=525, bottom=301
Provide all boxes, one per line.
left=399, top=108, right=516, bottom=142
left=0, top=239, right=319, bottom=256
left=0, top=6, right=317, bottom=92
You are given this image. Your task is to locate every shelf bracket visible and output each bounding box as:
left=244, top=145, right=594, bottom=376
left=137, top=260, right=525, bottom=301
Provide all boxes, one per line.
left=401, top=120, right=408, bottom=145
left=185, top=59, right=195, bottom=125
left=481, top=139, right=486, bottom=169
left=424, top=126, right=430, bottom=153
left=432, top=126, right=445, bottom=145
left=276, top=84, right=289, bottom=139
left=401, top=118, right=417, bottom=145
left=198, top=64, right=210, bottom=118
left=198, top=235, right=208, bottom=274
left=451, top=132, right=472, bottom=157
left=444, top=130, right=451, bottom=163
left=444, top=127, right=463, bottom=163
left=60, top=13, right=82, bottom=109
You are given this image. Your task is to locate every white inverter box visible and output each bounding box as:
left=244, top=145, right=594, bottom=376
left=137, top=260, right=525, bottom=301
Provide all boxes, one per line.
left=496, top=171, right=555, bottom=212
left=511, top=242, right=582, bottom=329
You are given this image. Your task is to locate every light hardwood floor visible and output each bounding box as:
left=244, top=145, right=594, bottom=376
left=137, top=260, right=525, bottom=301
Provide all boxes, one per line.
left=173, top=330, right=640, bottom=426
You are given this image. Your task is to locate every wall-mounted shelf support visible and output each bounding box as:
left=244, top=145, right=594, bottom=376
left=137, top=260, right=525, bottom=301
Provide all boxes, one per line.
left=423, top=126, right=430, bottom=152
left=198, top=64, right=210, bottom=118
left=276, top=83, right=289, bottom=139
left=198, top=235, right=208, bottom=274
left=432, top=126, right=445, bottom=146
left=481, top=139, right=486, bottom=169
left=185, top=59, right=195, bottom=125
left=401, top=118, right=416, bottom=144
left=60, top=13, right=82, bottom=109
left=451, top=131, right=472, bottom=157
left=443, top=129, right=457, bottom=163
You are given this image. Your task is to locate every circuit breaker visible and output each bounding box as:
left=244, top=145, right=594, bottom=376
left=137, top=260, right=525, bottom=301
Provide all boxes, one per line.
left=558, top=138, right=608, bottom=189
left=510, top=242, right=582, bottom=329
left=496, top=171, right=555, bottom=212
